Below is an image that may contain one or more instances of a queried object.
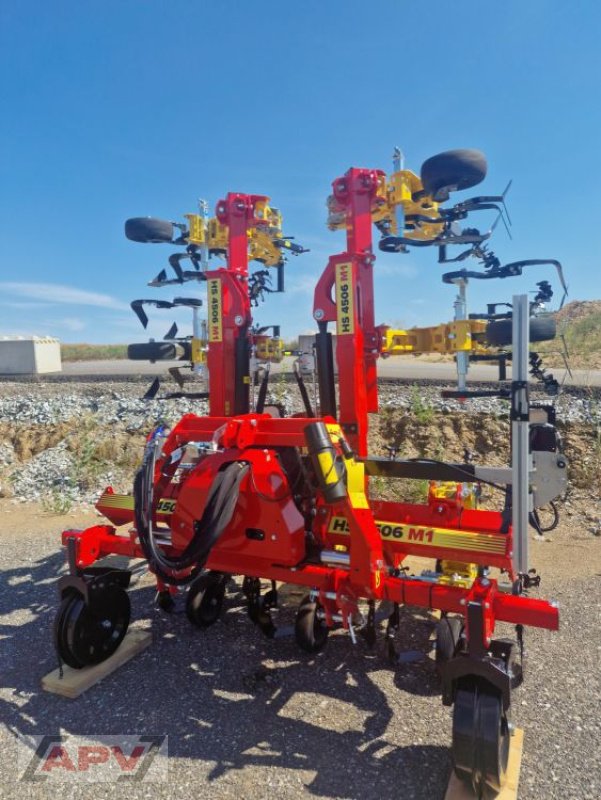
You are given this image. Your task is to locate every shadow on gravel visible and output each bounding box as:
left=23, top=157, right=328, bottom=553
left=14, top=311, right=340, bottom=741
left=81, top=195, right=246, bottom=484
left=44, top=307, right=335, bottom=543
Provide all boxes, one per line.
left=1, top=553, right=450, bottom=800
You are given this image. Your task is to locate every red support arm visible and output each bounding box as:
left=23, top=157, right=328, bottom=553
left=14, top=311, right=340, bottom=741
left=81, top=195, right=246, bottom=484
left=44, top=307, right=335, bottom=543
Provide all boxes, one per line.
left=313, top=168, right=384, bottom=455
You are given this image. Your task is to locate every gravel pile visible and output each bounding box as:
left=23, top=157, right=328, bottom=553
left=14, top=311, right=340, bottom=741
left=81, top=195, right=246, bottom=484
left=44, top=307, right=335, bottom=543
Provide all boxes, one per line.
left=0, top=378, right=598, bottom=507
left=0, top=392, right=209, bottom=431
left=0, top=378, right=598, bottom=426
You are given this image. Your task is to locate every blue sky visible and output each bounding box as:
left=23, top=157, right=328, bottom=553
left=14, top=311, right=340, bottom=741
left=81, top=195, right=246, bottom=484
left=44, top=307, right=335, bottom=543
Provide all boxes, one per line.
left=1, top=1, right=600, bottom=343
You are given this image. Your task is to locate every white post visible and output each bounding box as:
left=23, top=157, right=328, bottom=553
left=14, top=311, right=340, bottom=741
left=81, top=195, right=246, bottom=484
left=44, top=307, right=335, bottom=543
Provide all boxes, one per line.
left=454, top=279, right=469, bottom=391
left=511, top=294, right=531, bottom=577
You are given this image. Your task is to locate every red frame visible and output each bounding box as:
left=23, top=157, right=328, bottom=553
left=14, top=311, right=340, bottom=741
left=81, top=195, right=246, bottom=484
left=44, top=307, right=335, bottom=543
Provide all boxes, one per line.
left=61, top=175, right=560, bottom=654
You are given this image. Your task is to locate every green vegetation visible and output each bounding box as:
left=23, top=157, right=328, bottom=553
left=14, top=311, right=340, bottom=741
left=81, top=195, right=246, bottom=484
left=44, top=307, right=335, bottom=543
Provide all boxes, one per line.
left=560, top=310, right=601, bottom=366
left=42, top=487, right=76, bottom=515
left=409, top=383, right=435, bottom=424
left=536, top=301, right=601, bottom=369
left=61, top=343, right=128, bottom=361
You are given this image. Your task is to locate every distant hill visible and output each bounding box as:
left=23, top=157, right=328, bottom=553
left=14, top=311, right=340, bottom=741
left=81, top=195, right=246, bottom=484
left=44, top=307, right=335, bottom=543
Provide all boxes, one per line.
left=537, top=300, right=601, bottom=370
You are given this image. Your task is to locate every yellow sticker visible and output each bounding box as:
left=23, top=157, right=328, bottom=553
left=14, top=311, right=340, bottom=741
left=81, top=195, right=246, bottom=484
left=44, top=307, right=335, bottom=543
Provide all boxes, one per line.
left=208, top=278, right=223, bottom=342
left=327, top=516, right=506, bottom=554
left=335, top=262, right=354, bottom=335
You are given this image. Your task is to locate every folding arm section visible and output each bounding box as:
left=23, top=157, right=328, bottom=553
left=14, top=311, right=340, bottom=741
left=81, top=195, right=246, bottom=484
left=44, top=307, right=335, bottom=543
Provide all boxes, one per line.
left=205, top=193, right=270, bottom=416
left=313, top=168, right=385, bottom=455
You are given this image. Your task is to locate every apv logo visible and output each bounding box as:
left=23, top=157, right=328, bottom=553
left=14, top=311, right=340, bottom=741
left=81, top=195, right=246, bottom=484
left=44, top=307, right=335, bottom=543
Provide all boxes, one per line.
left=16, top=735, right=168, bottom=783
left=335, top=262, right=354, bottom=335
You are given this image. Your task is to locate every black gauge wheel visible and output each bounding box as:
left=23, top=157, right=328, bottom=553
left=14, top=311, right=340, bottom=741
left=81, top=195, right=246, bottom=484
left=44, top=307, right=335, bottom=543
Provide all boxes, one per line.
left=186, top=572, right=227, bottom=628
left=54, top=587, right=130, bottom=669
left=452, top=677, right=510, bottom=798
left=295, top=595, right=329, bottom=653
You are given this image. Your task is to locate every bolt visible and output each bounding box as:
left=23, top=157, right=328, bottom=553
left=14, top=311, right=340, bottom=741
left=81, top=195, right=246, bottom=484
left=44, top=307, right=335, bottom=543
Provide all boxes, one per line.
left=460, top=598, right=466, bottom=606
left=481, top=578, right=490, bottom=587
left=314, top=309, right=324, bottom=321
left=234, top=315, right=244, bottom=326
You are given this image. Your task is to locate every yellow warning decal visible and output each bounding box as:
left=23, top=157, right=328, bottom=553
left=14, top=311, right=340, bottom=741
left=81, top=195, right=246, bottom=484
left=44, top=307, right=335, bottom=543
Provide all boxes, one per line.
left=97, top=493, right=134, bottom=510
left=327, top=516, right=506, bottom=554
left=208, top=278, right=223, bottom=342
left=157, top=498, right=176, bottom=514
left=335, top=262, right=354, bottom=335
left=317, top=451, right=338, bottom=485
left=97, top=493, right=174, bottom=516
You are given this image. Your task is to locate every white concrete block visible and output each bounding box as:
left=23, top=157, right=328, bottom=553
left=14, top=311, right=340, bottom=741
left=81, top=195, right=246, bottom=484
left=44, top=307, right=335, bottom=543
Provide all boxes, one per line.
left=0, top=336, right=62, bottom=375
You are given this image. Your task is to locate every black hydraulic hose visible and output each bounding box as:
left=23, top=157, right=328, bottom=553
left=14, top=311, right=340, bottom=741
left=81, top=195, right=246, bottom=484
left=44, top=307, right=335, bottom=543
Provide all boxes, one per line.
left=529, top=501, right=559, bottom=534
left=293, top=361, right=314, bottom=417
left=134, top=457, right=249, bottom=585
left=256, top=370, right=269, bottom=414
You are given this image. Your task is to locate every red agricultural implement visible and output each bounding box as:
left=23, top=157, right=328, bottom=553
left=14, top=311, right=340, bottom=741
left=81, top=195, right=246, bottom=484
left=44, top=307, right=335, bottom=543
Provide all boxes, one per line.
left=53, top=149, right=567, bottom=798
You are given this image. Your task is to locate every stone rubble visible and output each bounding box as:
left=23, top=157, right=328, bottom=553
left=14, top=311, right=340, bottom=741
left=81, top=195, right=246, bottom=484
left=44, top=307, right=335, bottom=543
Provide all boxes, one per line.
left=0, top=379, right=598, bottom=506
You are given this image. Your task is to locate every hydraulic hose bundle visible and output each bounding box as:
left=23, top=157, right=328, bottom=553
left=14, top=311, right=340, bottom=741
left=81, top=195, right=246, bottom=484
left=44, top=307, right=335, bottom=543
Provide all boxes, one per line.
left=133, top=434, right=249, bottom=584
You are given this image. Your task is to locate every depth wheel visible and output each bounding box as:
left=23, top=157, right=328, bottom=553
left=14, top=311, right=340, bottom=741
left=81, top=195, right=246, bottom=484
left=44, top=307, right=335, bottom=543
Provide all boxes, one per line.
left=54, top=587, right=130, bottom=669
left=295, top=595, right=329, bottom=653
left=54, top=592, right=82, bottom=669
left=420, top=149, right=487, bottom=202
left=485, top=314, right=556, bottom=347
left=186, top=572, right=226, bottom=628
left=125, top=216, right=174, bottom=243
left=452, top=677, right=510, bottom=798
left=435, top=615, right=464, bottom=671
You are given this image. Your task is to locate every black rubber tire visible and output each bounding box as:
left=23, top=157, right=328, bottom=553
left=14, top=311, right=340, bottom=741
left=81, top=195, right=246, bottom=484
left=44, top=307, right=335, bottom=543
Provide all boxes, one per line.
left=421, top=149, right=487, bottom=201
left=485, top=314, right=556, bottom=347
left=54, top=587, right=131, bottom=669
left=186, top=572, right=226, bottom=628
left=452, top=677, right=510, bottom=798
left=295, top=595, right=329, bottom=653
left=435, top=615, right=464, bottom=670
left=155, top=589, right=176, bottom=612
left=128, top=341, right=191, bottom=361
left=54, top=592, right=83, bottom=669
left=125, top=217, right=174, bottom=243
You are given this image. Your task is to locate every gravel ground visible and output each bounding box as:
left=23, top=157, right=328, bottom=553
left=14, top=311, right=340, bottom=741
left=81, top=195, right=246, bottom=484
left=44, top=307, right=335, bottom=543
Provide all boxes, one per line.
left=0, top=376, right=600, bottom=798
left=0, top=509, right=600, bottom=800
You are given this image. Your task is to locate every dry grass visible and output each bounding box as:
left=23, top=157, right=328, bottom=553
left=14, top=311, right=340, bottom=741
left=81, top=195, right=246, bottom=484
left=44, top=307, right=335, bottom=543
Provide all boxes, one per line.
left=61, top=343, right=127, bottom=361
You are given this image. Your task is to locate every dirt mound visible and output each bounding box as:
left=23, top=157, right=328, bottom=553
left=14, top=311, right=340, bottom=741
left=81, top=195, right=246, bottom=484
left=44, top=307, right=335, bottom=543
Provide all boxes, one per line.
left=369, top=408, right=599, bottom=493
left=539, top=299, right=601, bottom=369
left=555, top=299, right=601, bottom=325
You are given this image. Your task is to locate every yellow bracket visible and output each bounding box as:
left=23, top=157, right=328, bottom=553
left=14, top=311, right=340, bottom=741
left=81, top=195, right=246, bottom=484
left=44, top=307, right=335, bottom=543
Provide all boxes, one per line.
left=381, top=319, right=488, bottom=355
left=327, top=165, right=445, bottom=242
left=255, top=335, right=284, bottom=362
left=429, top=482, right=479, bottom=588
left=191, top=337, right=207, bottom=365
left=185, top=214, right=207, bottom=245
left=188, top=201, right=294, bottom=267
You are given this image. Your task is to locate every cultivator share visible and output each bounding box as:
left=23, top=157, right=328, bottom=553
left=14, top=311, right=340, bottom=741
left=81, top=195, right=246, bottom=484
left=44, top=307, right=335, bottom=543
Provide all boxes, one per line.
left=53, top=149, right=569, bottom=798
